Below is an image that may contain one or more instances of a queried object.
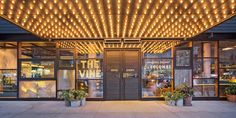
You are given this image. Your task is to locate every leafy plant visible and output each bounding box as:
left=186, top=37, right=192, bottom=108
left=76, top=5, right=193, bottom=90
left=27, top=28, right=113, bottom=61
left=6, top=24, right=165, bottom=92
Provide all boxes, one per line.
left=175, top=83, right=194, bottom=97
left=225, top=84, right=236, bottom=95
left=60, top=89, right=88, bottom=101
left=162, top=91, right=184, bottom=101
left=163, top=92, right=172, bottom=101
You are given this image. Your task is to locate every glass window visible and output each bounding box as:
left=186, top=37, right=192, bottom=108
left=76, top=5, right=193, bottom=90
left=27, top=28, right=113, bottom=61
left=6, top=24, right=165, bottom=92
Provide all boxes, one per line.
left=192, top=41, right=218, bottom=97
left=193, top=42, right=217, bottom=58
left=21, top=61, right=54, bottom=79
left=144, top=50, right=172, bottom=58
left=219, top=41, right=236, bottom=97
left=0, top=49, right=17, bottom=69
left=142, top=56, right=173, bottom=98
left=20, top=42, right=56, bottom=59
left=193, top=59, right=218, bottom=78
left=174, top=69, right=192, bottom=87
left=77, top=59, right=103, bottom=79
left=59, top=60, right=74, bottom=68
left=58, top=50, right=74, bottom=68
left=57, top=70, right=75, bottom=90
left=77, top=80, right=103, bottom=98
left=59, top=50, right=74, bottom=59
left=77, top=53, right=104, bottom=98
left=0, top=47, right=18, bottom=98
left=193, top=78, right=217, bottom=97
left=19, top=81, right=56, bottom=98
left=0, top=70, right=17, bottom=98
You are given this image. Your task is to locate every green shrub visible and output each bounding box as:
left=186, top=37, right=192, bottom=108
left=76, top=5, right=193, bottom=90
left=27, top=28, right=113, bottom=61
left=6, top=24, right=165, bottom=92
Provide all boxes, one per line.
left=60, top=89, right=88, bottom=101
left=175, top=83, right=194, bottom=97
left=225, top=84, right=236, bottom=95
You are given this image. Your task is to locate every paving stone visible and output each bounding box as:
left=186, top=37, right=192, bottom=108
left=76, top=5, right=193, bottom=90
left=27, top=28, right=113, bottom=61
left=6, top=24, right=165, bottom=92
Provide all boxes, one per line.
left=0, top=101, right=236, bottom=118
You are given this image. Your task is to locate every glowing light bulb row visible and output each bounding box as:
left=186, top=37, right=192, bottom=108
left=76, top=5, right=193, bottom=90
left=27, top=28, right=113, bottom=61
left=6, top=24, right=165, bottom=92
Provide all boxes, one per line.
left=0, top=0, right=236, bottom=39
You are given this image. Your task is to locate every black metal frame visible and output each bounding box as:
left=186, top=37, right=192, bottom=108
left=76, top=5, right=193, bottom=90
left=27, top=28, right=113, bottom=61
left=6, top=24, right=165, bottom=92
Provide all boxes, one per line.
left=0, top=38, right=236, bottom=101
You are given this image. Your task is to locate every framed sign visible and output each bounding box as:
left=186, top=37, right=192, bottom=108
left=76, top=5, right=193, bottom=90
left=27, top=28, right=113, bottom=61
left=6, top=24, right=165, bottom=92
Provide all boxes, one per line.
left=174, top=48, right=192, bottom=68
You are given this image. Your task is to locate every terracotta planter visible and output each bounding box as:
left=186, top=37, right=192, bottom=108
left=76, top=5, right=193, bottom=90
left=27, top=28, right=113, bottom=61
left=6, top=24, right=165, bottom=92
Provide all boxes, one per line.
left=226, top=95, right=236, bottom=102
left=184, top=96, right=192, bottom=106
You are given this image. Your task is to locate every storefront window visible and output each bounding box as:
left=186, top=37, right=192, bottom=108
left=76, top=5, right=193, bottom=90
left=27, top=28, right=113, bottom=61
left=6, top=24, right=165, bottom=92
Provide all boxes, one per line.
left=174, top=69, right=192, bottom=87
left=19, top=81, right=56, bottom=98
left=77, top=59, right=103, bottom=79
left=0, top=46, right=17, bottom=98
left=77, top=80, right=103, bottom=98
left=0, top=70, right=17, bottom=97
left=193, top=41, right=218, bottom=97
left=77, top=54, right=103, bottom=98
left=219, top=41, right=236, bottom=97
left=142, top=51, right=173, bottom=98
left=21, top=61, right=54, bottom=79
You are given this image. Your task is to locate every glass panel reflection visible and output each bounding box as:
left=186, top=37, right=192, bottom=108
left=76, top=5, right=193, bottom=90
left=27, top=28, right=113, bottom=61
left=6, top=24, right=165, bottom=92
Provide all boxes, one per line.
left=219, top=41, right=236, bottom=97
left=77, top=80, right=103, bottom=98
left=19, top=81, right=56, bottom=98
left=0, top=70, right=17, bottom=97
left=193, top=79, right=217, bottom=97
left=59, top=60, right=74, bottom=68
left=21, top=61, right=54, bottom=79
left=57, top=70, right=75, bottom=90
left=174, top=69, right=192, bottom=87
left=193, top=59, right=218, bottom=78
left=142, top=59, right=172, bottom=98
left=0, top=49, right=17, bottom=69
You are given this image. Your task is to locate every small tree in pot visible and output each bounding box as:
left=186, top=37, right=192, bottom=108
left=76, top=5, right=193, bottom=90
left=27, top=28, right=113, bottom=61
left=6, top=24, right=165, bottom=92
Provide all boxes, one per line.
left=225, top=84, right=236, bottom=102
left=176, top=84, right=194, bottom=106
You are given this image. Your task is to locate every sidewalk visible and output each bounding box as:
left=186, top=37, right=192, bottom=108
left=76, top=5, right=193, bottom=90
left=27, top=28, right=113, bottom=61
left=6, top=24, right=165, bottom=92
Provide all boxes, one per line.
left=0, top=101, right=236, bottom=118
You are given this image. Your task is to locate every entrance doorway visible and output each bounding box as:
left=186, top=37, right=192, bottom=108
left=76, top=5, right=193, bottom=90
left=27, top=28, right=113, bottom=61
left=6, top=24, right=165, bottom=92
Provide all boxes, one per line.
left=104, top=49, right=141, bottom=100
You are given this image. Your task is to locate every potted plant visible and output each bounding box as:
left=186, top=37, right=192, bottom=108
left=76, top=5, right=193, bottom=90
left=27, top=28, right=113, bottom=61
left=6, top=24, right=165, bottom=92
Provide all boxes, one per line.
left=225, top=84, right=236, bottom=102
left=60, top=89, right=88, bottom=107
left=78, top=90, right=88, bottom=106
left=70, top=89, right=81, bottom=107
left=176, top=84, right=194, bottom=106
left=174, top=91, right=184, bottom=106
left=163, top=92, right=175, bottom=106
left=163, top=91, right=184, bottom=106
left=60, top=90, right=73, bottom=107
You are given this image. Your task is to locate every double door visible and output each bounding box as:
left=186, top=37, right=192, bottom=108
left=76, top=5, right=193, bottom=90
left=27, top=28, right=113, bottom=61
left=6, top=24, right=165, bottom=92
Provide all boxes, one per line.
left=104, top=49, right=140, bottom=100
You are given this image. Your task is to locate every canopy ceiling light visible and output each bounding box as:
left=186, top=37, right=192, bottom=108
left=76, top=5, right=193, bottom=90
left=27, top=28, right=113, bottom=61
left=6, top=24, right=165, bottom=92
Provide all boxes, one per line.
left=0, top=0, right=236, bottom=39
left=57, top=40, right=179, bottom=54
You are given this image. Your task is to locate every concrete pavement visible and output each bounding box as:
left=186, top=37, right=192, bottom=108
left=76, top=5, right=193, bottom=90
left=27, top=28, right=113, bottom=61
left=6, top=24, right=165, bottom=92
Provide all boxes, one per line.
left=0, top=101, right=236, bottom=118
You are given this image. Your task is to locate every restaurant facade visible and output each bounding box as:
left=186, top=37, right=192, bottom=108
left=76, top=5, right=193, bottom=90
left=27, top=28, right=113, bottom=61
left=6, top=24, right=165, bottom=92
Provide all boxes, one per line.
left=0, top=0, right=236, bottom=100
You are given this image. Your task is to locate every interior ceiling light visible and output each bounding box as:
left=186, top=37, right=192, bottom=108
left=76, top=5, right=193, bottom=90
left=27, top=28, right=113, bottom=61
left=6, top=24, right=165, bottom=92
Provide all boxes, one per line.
left=0, top=0, right=236, bottom=39
left=57, top=40, right=180, bottom=54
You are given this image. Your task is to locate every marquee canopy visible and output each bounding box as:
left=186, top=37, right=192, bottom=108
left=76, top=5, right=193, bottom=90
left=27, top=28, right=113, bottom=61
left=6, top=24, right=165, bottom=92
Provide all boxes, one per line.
left=0, top=0, right=236, bottom=39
